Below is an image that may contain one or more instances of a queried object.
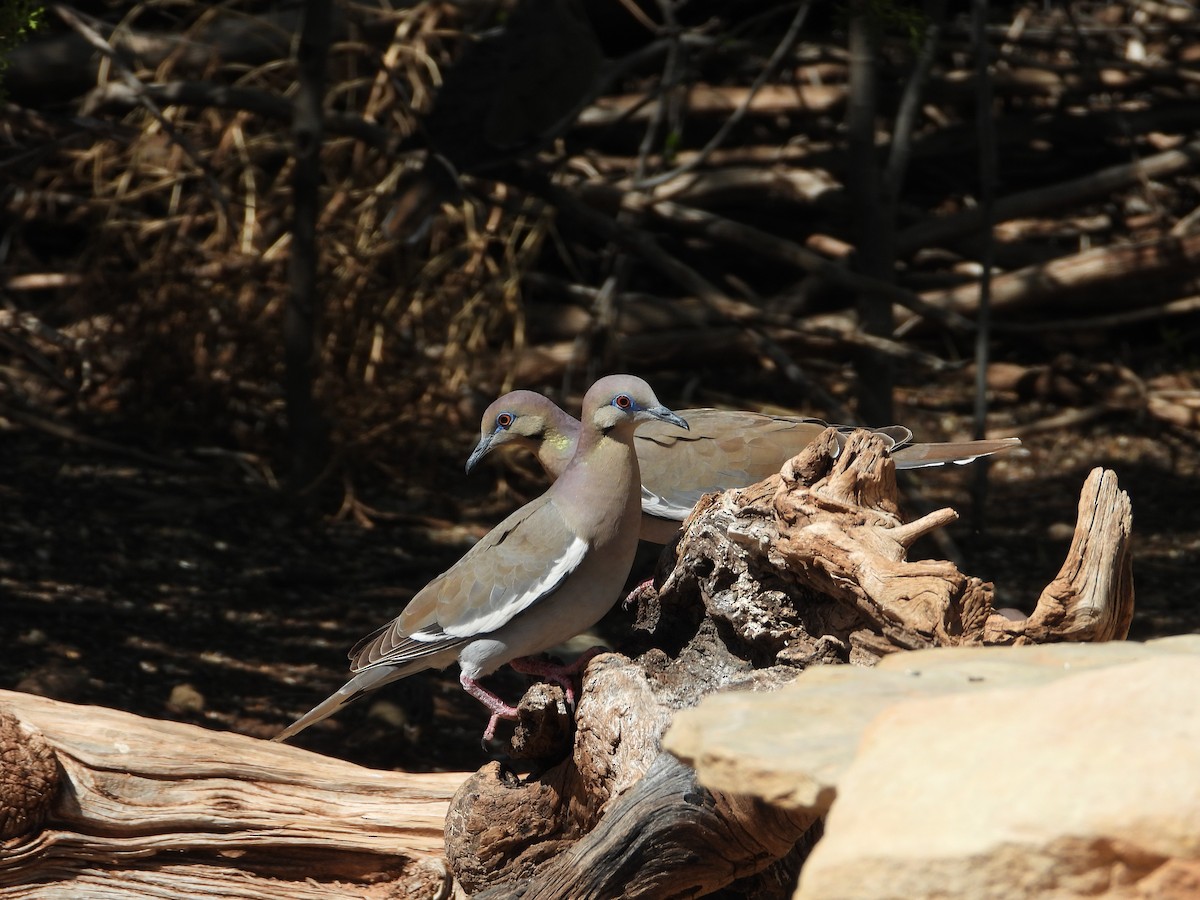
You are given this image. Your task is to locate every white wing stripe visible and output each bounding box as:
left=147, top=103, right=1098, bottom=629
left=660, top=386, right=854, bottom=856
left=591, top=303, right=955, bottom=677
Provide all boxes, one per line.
left=640, top=486, right=699, bottom=521
left=442, top=534, right=590, bottom=637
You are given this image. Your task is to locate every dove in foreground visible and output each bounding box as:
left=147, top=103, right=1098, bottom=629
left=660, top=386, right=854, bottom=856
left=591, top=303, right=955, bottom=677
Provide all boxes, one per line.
left=275, top=375, right=688, bottom=744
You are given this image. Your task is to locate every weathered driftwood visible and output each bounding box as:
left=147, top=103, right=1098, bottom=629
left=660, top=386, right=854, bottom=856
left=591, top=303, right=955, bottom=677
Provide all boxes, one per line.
left=444, top=430, right=1134, bottom=897
left=0, top=693, right=464, bottom=898
left=983, top=466, right=1134, bottom=644
left=0, top=431, right=1133, bottom=899
left=448, top=661, right=820, bottom=899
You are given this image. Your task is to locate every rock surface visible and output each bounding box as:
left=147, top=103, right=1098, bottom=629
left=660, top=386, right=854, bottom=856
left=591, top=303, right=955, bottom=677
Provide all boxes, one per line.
left=663, top=637, right=1200, bottom=899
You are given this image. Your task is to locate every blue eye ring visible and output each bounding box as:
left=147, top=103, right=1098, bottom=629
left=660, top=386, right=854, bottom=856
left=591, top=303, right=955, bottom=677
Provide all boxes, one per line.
left=495, top=412, right=514, bottom=429
left=613, top=394, right=634, bottom=411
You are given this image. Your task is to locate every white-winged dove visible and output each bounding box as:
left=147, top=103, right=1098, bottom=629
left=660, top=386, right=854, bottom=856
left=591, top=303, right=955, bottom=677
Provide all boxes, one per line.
left=275, top=375, right=687, bottom=744
left=466, top=392, right=1022, bottom=543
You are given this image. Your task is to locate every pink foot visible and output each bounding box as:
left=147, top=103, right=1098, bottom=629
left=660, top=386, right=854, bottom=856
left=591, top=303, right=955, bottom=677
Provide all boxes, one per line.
left=622, top=577, right=656, bottom=609
left=481, top=713, right=504, bottom=743
left=460, top=672, right=519, bottom=745
left=510, top=646, right=606, bottom=708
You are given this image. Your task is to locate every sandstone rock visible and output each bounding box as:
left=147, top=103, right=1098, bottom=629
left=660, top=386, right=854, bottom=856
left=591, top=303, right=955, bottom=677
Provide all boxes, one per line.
left=663, top=638, right=1200, bottom=899
left=796, top=652, right=1200, bottom=899
left=663, top=637, right=1200, bottom=817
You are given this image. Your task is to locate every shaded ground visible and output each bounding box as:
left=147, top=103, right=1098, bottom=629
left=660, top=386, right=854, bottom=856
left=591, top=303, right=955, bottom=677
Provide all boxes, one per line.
left=4, top=364, right=1198, bottom=776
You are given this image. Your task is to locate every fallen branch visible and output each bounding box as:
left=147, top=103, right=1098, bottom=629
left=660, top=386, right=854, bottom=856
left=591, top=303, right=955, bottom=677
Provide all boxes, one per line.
left=508, top=321, right=951, bottom=386
left=993, top=293, right=1200, bottom=332
left=895, top=137, right=1200, bottom=255
left=899, top=229, right=1200, bottom=330
left=634, top=197, right=976, bottom=331
left=576, top=83, right=847, bottom=129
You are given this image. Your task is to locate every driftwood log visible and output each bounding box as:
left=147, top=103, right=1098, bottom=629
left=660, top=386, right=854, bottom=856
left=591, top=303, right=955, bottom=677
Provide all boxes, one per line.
left=0, top=696, right=463, bottom=898
left=447, top=429, right=1133, bottom=897
left=0, top=430, right=1133, bottom=898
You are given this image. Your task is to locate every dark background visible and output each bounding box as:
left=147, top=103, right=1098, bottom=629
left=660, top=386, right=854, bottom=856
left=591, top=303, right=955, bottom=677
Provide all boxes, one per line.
left=2, top=0, right=1198, bottom=773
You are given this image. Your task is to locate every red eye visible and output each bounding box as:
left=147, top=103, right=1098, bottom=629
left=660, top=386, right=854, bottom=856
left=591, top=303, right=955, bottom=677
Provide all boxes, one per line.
left=496, top=413, right=513, bottom=429
left=615, top=394, right=632, bottom=410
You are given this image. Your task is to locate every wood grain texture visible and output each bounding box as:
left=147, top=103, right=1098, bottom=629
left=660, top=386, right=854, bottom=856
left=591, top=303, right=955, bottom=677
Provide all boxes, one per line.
left=985, top=466, right=1134, bottom=644
left=0, top=690, right=463, bottom=898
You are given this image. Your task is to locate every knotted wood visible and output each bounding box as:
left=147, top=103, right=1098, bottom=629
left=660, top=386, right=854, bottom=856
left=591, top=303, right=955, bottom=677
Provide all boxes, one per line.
left=446, top=429, right=1134, bottom=897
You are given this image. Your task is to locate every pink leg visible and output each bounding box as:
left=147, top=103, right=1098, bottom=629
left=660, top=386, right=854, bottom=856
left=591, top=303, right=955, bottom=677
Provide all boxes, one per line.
left=509, top=646, right=606, bottom=708
left=460, top=672, right=520, bottom=743
left=622, top=577, right=656, bottom=609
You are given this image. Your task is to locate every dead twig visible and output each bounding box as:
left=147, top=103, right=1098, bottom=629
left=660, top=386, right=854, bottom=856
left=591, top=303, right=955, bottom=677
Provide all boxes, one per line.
left=1000, top=405, right=1118, bottom=439
left=634, top=0, right=814, bottom=189
left=54, top=4, right=233, bottom=226
left=639, top=198, right=976, bottom=332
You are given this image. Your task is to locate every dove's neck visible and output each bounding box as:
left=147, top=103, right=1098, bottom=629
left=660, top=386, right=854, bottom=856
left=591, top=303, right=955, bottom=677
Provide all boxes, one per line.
left=556, top=422, right=641, bottom=546
left=537, top=407, right=584, bottom=481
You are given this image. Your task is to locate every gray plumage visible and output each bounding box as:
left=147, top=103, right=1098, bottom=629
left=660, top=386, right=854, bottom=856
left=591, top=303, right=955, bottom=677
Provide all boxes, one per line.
left=275, top=374, right=687, bottom=742
left=467, top=393, right=1022, bottom=543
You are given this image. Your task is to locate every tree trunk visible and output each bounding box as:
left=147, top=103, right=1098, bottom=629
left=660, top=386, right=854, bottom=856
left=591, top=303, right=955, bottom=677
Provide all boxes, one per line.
left=846, top=0, right=894, bottom=425
left=284, top=0, right=333, bottom=492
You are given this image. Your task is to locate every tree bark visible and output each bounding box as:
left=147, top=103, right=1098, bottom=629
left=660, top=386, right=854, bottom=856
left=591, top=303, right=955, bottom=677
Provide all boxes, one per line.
left=285, top=0, right=333, bottom=492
